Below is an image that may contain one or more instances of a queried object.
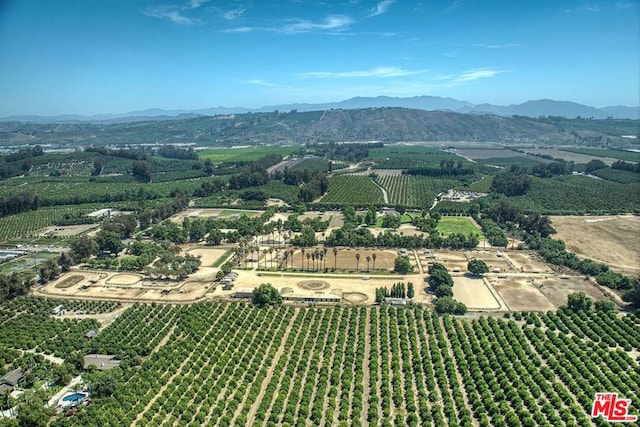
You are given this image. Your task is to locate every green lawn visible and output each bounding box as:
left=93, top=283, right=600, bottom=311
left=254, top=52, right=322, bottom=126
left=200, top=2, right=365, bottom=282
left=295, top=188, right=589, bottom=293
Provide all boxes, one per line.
left=436, top=217, right=484, bottom=238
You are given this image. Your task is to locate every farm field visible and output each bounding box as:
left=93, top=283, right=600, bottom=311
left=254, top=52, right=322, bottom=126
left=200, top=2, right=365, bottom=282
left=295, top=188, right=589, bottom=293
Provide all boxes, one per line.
left=198, top=146, right=297, bottom=163
left=377, top=175, right=459, bottom=207
left=455, top=148, right=524, bottom=160
left=551, top=215, right=640, bottom=276
left=320, top=176, right=385, bottom=205
left=44, top=302, right=640, bottom=427
left=0, top=205, right=101, bottom=243
left=560, top=148, right=640, bottom=163
left=524, top=148, right=619, bottom=165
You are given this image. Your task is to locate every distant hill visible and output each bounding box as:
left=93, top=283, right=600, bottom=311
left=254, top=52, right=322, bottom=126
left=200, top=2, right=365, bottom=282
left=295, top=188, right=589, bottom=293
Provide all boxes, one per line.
left=2, top=96, right=638, bottom=123
left=1, top=108, right=637, bottom=147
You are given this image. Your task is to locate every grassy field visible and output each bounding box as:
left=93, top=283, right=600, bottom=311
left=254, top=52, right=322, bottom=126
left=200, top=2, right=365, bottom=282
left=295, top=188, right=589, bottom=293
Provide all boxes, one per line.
left=560, top=148, right=640, bottom=162
left=436, top=216, right=484, bottom=238
left=198, top=146, right=297, bottom=163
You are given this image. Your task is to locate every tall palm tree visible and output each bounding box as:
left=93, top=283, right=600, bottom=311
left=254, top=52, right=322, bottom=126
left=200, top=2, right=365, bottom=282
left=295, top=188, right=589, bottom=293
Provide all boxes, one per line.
left=300, top=248, right=305, bottom=270
left=289, top=249, right=294, bottom=269
left=366, top=255, right=371, bottom=272
left=311, top=253, right=316, bottom=271
left=372, top=253, right=377, bottom=271
left=355, top=252, right=361, bottom=271
left=262, top=249, right=268, bottom=269
left=306, top=252, right=311, bottom=271
left=333, top=247, right=338, bottom=271
left=323, top=247, right=328, bottom=271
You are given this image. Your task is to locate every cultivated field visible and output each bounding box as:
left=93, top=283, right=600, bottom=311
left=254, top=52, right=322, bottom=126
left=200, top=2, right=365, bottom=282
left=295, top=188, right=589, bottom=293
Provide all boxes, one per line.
left=524, top=148, right=618, bottom=165
left=551, top=215, right=640, bottom=276
left=58, top=303, right=640, bottom=427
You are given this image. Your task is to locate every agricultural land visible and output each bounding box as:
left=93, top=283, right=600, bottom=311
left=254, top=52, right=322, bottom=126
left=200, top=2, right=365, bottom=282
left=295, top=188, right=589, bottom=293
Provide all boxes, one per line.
left=0, top=110, right=638, bottom=426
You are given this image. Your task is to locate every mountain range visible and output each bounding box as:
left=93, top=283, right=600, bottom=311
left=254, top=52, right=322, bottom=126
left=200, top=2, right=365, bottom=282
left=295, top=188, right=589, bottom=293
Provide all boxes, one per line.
left=3, top=96, right=638, bottom=123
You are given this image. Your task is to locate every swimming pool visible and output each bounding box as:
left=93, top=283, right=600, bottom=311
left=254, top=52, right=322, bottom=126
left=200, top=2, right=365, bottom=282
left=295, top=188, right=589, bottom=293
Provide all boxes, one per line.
left=61, top=392, right=87, bottom=403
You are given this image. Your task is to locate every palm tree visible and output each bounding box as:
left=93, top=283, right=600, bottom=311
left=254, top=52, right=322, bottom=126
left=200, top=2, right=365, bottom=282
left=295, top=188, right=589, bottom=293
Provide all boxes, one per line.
left=366, top=255, right=371, bottom=272
left=311, top=253, right=316, bottom=271
left=355, top=252, right=361, bottom=271
left=372, top=253, right=377, bottom=271
left=323, top=248, right=328, bottom=271
left=269, top=247, right=274, bottom=269
left=306, top=252, right=311, bottom=271
left=300, top=248, right=305, bottom=270
left=262, top=249, right=268, bottom=269
left=333, top=247, right=338, bottom=271
left=289, top=249, right=294, bottom=270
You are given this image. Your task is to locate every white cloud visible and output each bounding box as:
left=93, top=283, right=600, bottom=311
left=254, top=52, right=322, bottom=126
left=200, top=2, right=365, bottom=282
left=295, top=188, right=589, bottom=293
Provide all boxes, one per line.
left=187, top=0, right=208, bottom=9
left=223, top=8, right=245, bottom=20
left=279, top=15, right=353, bottom=34
left=368, top=0, right=396, bottom=17
left=453, top=68, right=505, bottom=82
left=298, top=67, right=428, bottom=78
left=221, top=26, right=256, bottom=33
left=143, top=0, right=209, bottom=25
left=564, top=5, right=600, bottom=13
left=244, top=79, right=280, bottom=87
left=143, top=6, right=201, bottom=25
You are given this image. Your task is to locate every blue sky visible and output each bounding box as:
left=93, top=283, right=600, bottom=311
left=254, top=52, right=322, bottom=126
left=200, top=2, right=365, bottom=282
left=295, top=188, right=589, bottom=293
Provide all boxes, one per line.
left=1, top=0, right=638, bottom=116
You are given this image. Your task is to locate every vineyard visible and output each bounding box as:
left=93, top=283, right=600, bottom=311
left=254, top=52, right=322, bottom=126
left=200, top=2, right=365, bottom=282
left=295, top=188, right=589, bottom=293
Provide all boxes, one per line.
left=377, top=175, right=460, bottom=207
left=48, top=302, right=639, bottom=427
left=320, top=176, right=385, bottom=205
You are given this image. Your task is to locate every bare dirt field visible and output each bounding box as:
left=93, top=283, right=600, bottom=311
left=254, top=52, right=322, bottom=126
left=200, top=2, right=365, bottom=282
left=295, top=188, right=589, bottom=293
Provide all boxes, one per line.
left=170, top=208, right=263, bottom=223
left=452, top=275, right=502, bottom=310
left=467, top=251, right=514, bottom=273
left=493, top=278, right=556, bottom=311
left=185, top=247, right=229, bottom=267
left=534, top=276, right=610, bottom=308
left=106, top=273, right=143, bottom=285
left=433, top=251, right=469, bottom=272
left=551, top=215, right=640, bottom=276
left=40, top=224, right=99, bottom=237
left=507, top=252, right=554, bottom=273
left=288, top=247, right=398, bottom=272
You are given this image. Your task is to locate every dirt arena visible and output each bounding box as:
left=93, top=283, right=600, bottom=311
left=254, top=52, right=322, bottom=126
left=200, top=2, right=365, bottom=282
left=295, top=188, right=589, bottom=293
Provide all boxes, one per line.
left=452, top=275, right=503, bottom=310
left=534, top=276, right=611, bottom=308
left=493, top=277, right=556, bottom=311
left=551, top=215, right=640, bottom=276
